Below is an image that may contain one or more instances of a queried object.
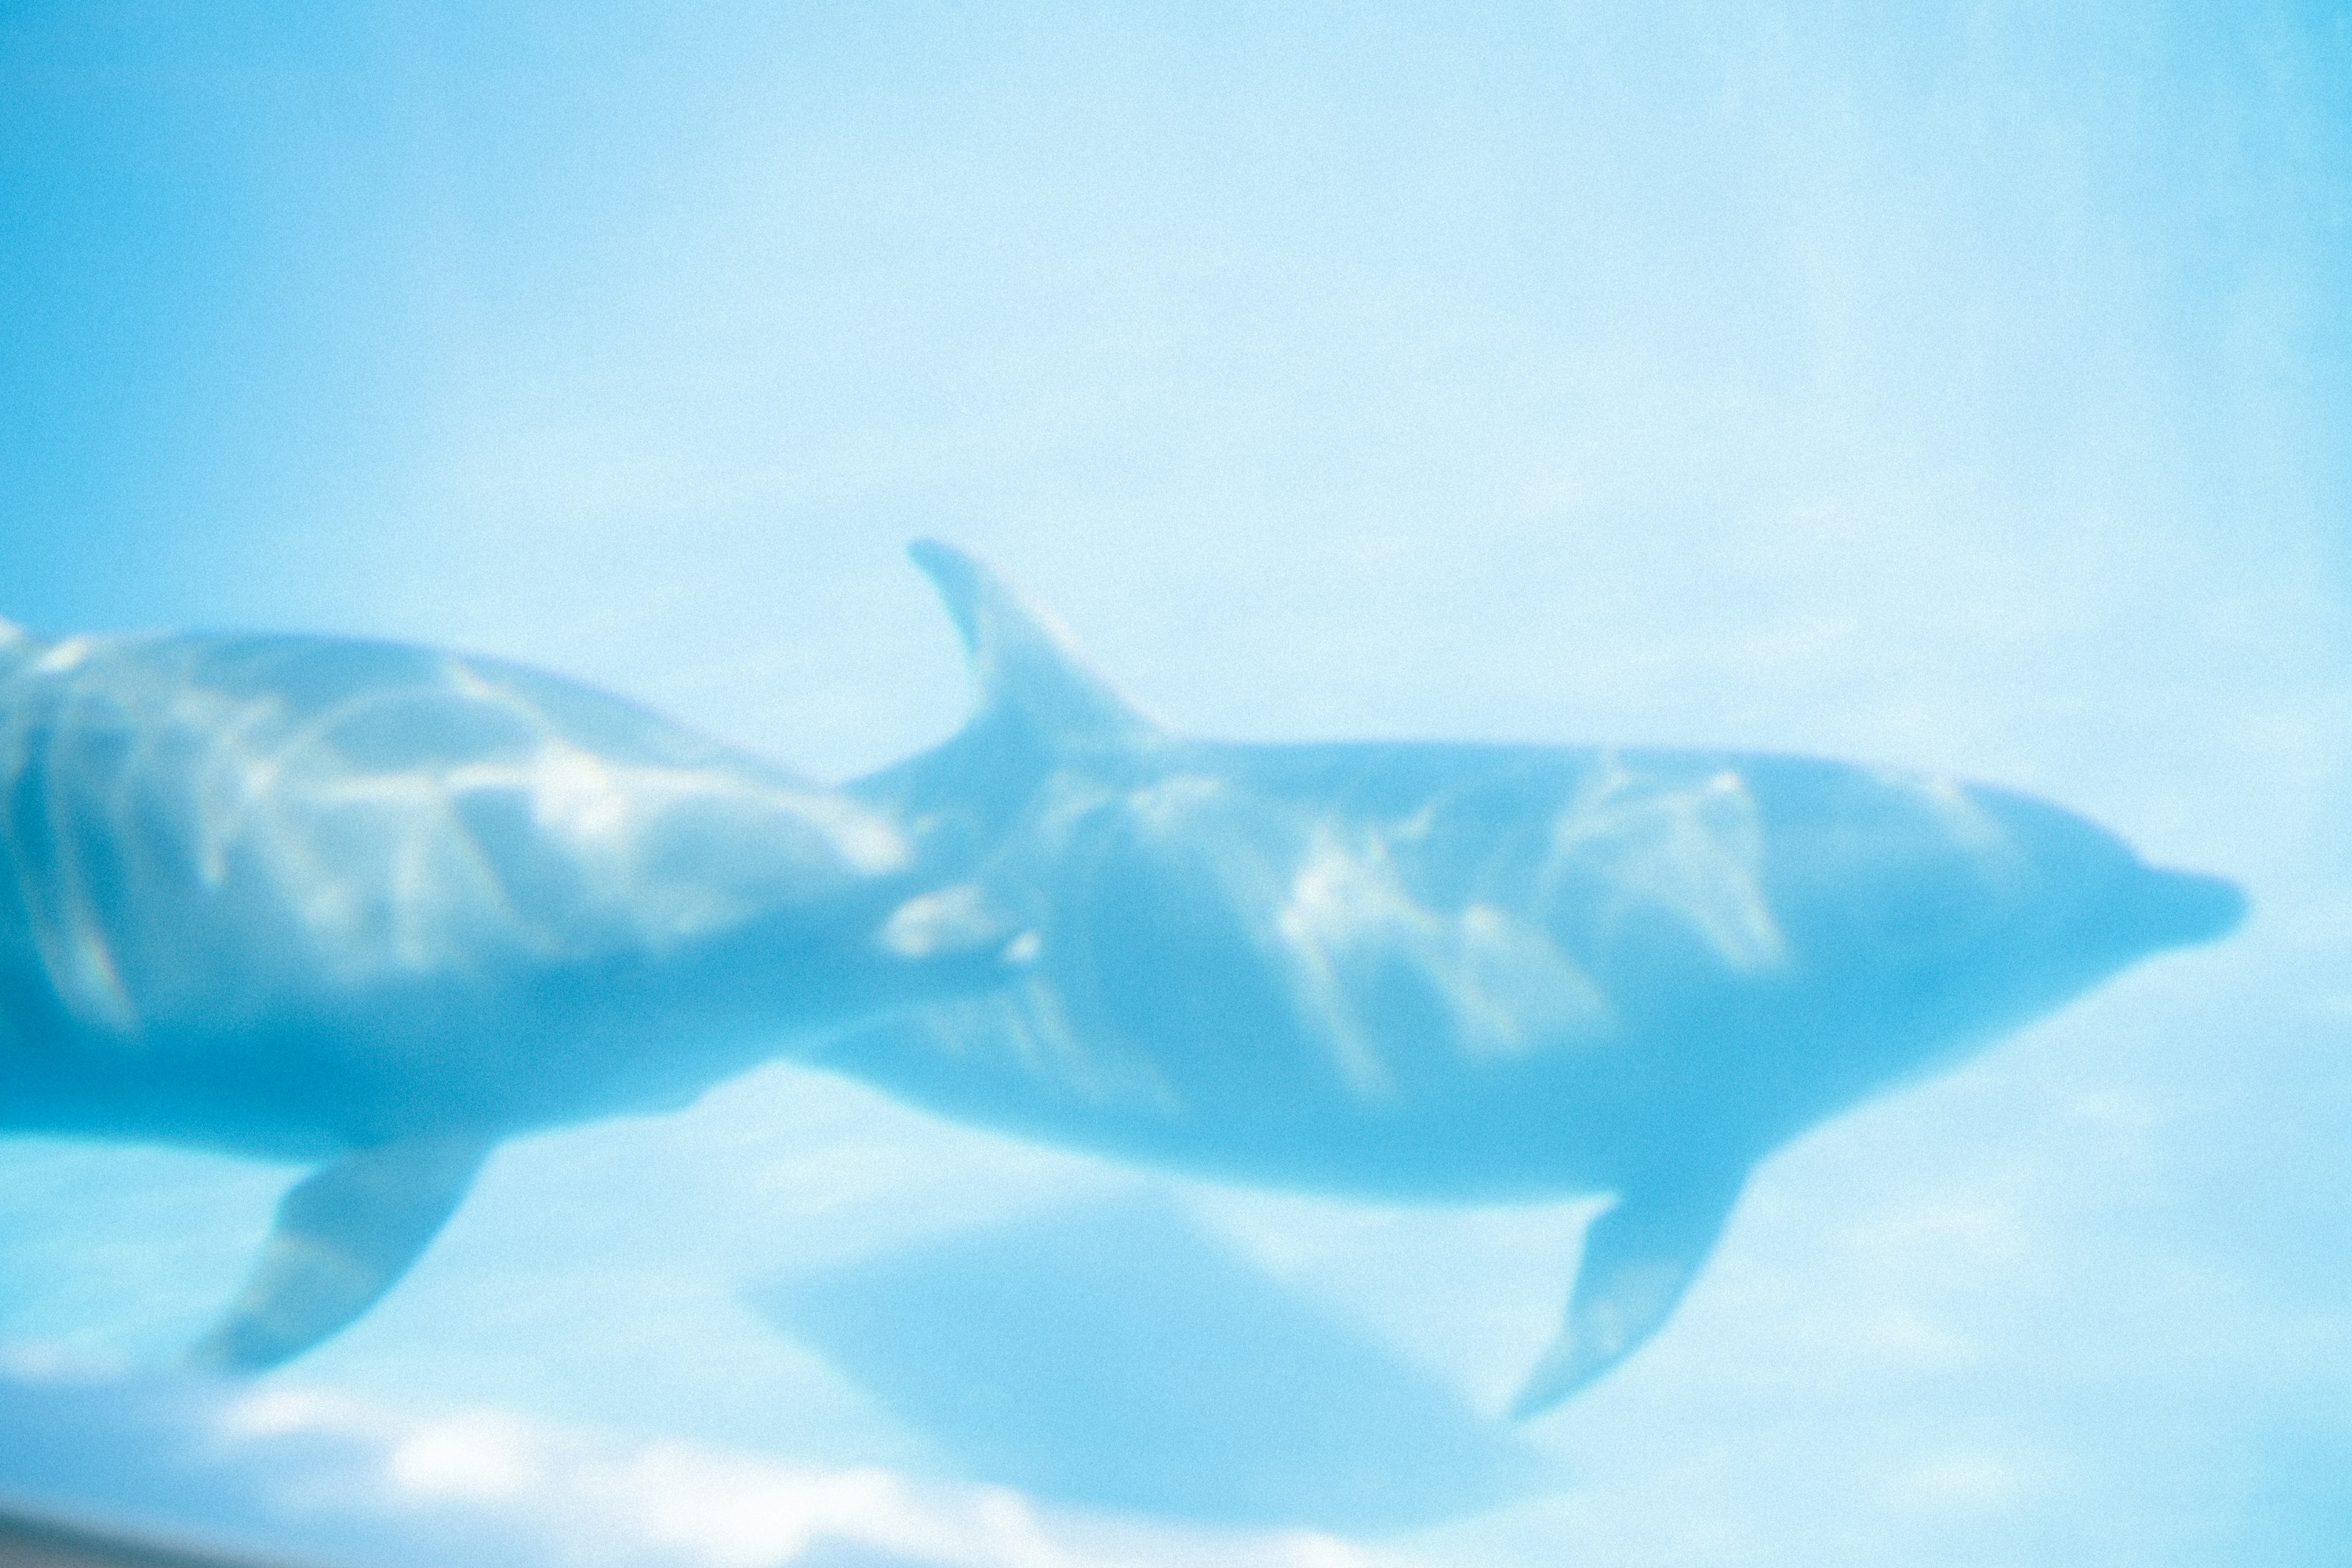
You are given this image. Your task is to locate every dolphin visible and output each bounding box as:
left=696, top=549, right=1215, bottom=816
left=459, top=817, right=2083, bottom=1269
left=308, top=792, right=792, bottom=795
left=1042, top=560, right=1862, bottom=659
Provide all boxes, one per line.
left=0, top=614, right=1025, bottom=1371
left=827, top=543, right=2246, bottom=1417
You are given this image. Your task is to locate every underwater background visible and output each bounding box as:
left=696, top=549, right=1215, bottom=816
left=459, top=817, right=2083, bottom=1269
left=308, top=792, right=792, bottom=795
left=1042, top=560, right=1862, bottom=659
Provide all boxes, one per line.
left=2, top=2, right=2348, bottom=1564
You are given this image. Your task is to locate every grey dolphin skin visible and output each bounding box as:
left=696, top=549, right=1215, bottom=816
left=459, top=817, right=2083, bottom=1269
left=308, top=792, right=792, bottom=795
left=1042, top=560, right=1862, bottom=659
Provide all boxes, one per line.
left=0, top=617, right=1025, bottom=1371
left=835, top=543, right=2247, bottom=1418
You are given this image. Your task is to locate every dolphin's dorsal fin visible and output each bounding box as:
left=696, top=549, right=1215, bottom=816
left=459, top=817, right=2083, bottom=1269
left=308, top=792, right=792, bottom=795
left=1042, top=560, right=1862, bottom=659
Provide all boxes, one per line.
left=908, top=540, right=1159, bottom=750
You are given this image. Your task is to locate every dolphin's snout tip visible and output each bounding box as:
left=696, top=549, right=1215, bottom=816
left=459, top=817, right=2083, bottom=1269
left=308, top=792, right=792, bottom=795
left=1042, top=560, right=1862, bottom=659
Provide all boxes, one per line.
left=2136, top=867, right=2246, bottom=950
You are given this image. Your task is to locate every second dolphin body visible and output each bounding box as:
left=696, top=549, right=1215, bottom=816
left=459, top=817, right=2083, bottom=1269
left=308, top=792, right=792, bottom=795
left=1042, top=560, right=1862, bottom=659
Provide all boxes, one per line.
left=830, top=544, right=2245, bottom=1415
left=0, top=620, right=1022, bottom=1370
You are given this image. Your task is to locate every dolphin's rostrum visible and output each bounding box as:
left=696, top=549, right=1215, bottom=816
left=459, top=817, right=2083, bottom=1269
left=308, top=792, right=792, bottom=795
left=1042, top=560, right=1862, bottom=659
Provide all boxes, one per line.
left=0, top=617, right=1026, bottom=1370
left=832, top=543, right=2246, bottom=1415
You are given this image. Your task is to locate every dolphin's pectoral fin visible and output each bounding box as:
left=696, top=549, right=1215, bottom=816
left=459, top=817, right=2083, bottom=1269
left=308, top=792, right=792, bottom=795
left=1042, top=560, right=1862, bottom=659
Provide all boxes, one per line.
left=187, top=1134, right=494, bottom=1373
left=1509, top=1166, right=1747, bottom=1419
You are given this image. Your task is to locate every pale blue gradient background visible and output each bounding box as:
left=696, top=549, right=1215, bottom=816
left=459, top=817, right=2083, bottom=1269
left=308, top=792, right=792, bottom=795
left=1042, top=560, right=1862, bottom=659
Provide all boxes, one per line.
left=3, top=3, right=2349, bottom=1564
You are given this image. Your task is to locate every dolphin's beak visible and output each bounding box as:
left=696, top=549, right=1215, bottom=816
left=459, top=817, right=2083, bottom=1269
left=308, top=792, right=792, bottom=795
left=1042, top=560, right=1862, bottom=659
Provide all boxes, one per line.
left=2125, top=866, right=2247, bottom=951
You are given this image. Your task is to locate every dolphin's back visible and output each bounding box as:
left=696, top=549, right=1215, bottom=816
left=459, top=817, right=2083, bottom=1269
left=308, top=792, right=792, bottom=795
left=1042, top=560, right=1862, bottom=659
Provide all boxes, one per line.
left=0, top=631, right=907, bottom=1046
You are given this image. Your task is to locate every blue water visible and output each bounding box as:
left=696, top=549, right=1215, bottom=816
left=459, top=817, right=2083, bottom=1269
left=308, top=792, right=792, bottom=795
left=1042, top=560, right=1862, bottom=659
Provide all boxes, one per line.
left=2, top=4, right=2347, bottom=1565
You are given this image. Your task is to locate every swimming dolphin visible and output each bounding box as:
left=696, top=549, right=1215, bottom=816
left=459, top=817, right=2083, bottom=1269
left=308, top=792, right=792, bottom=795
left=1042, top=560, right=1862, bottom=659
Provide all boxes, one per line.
left=828, top=543, right=2245, bottom=1417
left=0, top=616, right=1025, bottom=1371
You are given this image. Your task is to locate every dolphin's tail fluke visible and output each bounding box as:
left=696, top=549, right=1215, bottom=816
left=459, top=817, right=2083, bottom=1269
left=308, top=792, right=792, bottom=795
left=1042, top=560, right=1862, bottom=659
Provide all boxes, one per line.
left=907, top=540, right=1160, bottom=752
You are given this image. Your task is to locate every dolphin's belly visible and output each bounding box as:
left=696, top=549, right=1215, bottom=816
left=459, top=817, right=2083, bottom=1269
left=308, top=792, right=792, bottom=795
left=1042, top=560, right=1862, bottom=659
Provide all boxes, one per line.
left=0, top=946, right=783, bottom=1158
left=822, top=975, right=1689, bottom=1200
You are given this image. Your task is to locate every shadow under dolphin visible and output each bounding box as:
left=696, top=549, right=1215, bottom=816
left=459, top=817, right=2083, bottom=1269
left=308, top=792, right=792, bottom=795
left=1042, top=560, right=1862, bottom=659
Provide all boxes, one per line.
left=756, top=1188, right=1553, bottom=1530
left=826, top=542, right=2246, bottom=1417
